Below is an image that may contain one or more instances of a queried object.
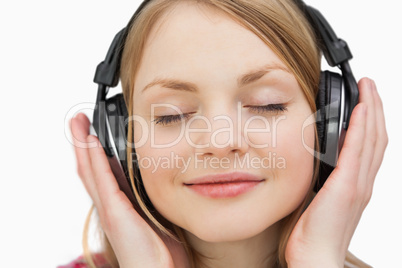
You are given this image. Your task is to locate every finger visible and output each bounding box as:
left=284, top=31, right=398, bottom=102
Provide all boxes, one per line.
left=330, top=103, right=367, bottom=193
left=70, top=113, right=92, bottom=149
left=356, top=78, right=376, bottom=189
left=368, top=81, right=388, bottom=183
left=86, top=135, right=135, bottom=214
left=70, top=114, right=101, bottom=205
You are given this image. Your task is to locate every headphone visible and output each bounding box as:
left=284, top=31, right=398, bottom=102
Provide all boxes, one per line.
left=92, top=0, right=359, bottom=211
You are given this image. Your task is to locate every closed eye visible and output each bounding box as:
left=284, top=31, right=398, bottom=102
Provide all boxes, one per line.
left=246, top=103, right=288, bottom=114
left=152, top=104, right=287, bottom=126
left=152, top=113, right=193, bottom=126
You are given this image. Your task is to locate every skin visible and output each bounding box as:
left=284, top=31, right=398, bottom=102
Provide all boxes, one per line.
left=70, top=2, right=388, bottom=268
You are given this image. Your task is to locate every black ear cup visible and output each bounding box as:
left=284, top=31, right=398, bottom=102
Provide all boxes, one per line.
left=315, top=72, right=329, bottom=153
left=105, top=94, right=128, bottom=166
left=105, top=93, right=154, bottom=210
left=315, top=71, right=343, bottom=191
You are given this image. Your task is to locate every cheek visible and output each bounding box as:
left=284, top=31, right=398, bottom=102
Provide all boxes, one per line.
left=134, top=142, right=179, bottom=194
left=134, top=145, right=177, bottom=221
left=269, top=112, right=315, bottom=205
left=133, top=131, right=189, bottom=224
left=245, top=111, right=315, bottom=223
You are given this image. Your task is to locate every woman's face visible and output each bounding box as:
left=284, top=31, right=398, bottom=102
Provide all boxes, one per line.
left=133, top=2, right=315, bottom=242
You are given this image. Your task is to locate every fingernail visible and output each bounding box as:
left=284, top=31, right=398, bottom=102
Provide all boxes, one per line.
left=371, top=79, right=377, bottom=91
left=74, top=113, right=83, bottom=119
left=367, top=78, right=375, bottom=91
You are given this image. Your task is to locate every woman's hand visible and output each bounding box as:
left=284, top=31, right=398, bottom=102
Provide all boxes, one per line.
left=285, top=78, right=388, bottom=267
left=70, top=113, right=190, bottom=268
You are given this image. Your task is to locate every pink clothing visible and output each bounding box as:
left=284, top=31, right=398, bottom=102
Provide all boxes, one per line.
left=57, top=254, right=110, bottom=268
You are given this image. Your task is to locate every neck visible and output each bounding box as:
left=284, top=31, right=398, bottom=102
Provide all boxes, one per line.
left=184, top=222, right=281, bottom=268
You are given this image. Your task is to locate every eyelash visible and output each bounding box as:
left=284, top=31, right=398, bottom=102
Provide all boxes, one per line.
left=152, top=104, right=287, bottom=126
left=246, top=103, right=287, bottom=114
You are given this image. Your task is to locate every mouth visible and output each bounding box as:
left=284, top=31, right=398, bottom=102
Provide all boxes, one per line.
left=184, top=172, right=265, bottom=198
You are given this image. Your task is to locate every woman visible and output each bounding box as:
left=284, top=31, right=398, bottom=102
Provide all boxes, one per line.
left=68, top=0, right=387, bottom=267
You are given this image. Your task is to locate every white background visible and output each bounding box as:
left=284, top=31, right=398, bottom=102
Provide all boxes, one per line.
left=0, top=0, right=401, bottom=267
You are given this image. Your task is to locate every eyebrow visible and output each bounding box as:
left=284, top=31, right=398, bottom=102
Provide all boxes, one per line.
left=140, top=64, right=290, bottom=94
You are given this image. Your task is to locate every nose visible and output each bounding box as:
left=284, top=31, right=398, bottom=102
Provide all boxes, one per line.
left=188, top=107, right=249, bottom=159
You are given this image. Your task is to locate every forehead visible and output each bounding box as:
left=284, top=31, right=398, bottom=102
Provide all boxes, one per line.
left=134, top=1, right=286, bottom=92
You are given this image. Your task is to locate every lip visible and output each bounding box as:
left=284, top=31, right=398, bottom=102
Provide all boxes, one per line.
left=184, top=172, right=265, bottom=198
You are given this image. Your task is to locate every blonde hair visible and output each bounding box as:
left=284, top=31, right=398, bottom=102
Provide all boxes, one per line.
left=83, top=0, right=371, bottom=267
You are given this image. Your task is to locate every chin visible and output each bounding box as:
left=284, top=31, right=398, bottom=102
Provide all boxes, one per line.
left=183, top=214, right=278, bottom=243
